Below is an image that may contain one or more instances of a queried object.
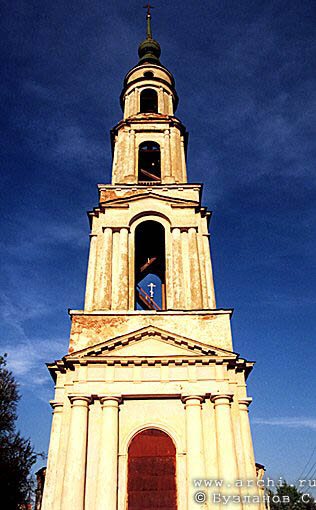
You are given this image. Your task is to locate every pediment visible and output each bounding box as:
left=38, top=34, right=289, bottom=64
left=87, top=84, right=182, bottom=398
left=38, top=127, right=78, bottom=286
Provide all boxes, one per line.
left=100, top=192, right=198, bottom=208
left=66, top=325, right=236, bottom=360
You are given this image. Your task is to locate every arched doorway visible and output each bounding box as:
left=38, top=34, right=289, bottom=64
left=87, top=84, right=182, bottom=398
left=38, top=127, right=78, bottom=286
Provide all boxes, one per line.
left=127, top=429, right=177, bottom=510
left=134, top=220, right=166, bottom=310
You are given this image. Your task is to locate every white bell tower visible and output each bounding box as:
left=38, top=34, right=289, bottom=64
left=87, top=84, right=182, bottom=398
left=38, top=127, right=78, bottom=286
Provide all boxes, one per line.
left=41, top=7, right=264, bottom=510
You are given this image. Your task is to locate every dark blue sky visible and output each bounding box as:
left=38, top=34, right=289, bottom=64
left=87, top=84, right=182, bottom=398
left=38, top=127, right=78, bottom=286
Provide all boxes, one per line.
left=1, top=0, right=315, bottom=484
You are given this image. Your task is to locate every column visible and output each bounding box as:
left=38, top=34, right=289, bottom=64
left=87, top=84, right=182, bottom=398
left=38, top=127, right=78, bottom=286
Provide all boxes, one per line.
left=84, top=234, right=98, bottom=311
left=181, top=230, right=191, bottom=308
left=196, top=233, right=209, bottom=309
left=172, top=228, right=182, bottom=308
left=165, top=227, right=173, bottom=309
left=128, top=129, right=136, bottom=181
left=188, top=228, right=203, bottom=309
left=163, top=90, right=169, bottom=114
left=123, top=93, right=129, bottom=119
left=130, top=90, right=136, bottom=116
left=164, top=129, right=172, bottom=181
left=183, top=396, right=206, bottom=510
left=41, top=402, right=63, bottom=510
left=212, top=394, right=239, bottom=481
left=238, top=399, right=257, bottom=479
left=95, top=397, right=121, bottom=510
left=168, top=93, right=174, bottom=115
left=211, top=394, right=241, bottom=509
left=111, top=229, right=120, bottom=309
left=135, top=87, right=140, bottom=113
left=98, top=227, right=113, bottom=309
left=238, top=399, right=260, bottom=510
left=121, top=126, right=130, bottom=179
left=61, top=396, right=90, bottom=510
left=170, top=127, right=180, bottom=182
left=118, top=227, right=129, bottom=309
left=112, top=136, right=119, bottom=184
left=202, top=234, right=216, bottom=308
left=158, top=86, right=164, bottom=113
left=180, top=136, right=187, bottom=182
left=112, top=227, right=129, bottom=309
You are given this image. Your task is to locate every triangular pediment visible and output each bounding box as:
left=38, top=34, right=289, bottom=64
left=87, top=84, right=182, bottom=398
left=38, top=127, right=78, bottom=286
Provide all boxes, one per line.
left=66, top=325, right=237, bottom=360
left=100, top=192, right=199, bottom=208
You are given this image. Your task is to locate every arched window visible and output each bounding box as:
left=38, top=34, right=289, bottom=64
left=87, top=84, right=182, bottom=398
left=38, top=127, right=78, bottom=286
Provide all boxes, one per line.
left=135, top=220, right=165, bottom=310
left=140, top=88, right=158, bottom=113
left=128, top=429, right=177, bottom=510
left=138, top=141, right=161, bottom=183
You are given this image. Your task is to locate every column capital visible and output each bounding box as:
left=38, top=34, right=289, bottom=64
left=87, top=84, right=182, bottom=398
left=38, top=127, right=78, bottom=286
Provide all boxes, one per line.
left=99, top=395, right=122, bottom=407
left=68, top=395, right=91, bottom=406
left=111, top=226, right=130, bottom=233
left=171, top=226, right=198, bottom=233
left=238, top=397, right=253, bottom=410
left=211, top=393, right=234, bottom=406
left=49, top=401, right=63, bottom=412
left=181, top=394, right=205, bottom=406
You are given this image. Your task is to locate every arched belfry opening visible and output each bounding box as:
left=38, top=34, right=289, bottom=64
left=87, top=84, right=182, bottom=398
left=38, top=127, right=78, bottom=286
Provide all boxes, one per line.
left=127, top=429, right=177, bottom=510
left=135, top=220, right=166, bottom=310
left=140, top=88, right=158, bottom=113
left=138, top=142, right=161, bottom=183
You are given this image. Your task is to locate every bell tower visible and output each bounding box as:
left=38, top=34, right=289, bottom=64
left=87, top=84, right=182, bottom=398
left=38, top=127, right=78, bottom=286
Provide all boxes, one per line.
left=41, top=9, right=263, bottom=510
left=113, top=9, right=185, bottom=186
left=82, top=9, right=215, bottom=316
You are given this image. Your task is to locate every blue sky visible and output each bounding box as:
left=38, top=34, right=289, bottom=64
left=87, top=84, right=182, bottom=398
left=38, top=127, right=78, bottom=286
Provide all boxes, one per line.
left=1, top=0, right=315, bottom=486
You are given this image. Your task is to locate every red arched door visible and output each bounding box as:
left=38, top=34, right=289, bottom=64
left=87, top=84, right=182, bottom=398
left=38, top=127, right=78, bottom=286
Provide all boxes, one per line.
left=127, top=429, right=177, bottom=510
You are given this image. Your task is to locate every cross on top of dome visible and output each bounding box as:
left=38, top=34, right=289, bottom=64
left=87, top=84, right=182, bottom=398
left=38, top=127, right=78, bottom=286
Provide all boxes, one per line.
left=143, top=2, right=154, bottom=17
left=138, top=2, right=161, bottom=65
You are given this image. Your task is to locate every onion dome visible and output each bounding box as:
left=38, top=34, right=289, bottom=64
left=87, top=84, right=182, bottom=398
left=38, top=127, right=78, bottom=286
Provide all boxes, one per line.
left=138, top=7, right=161, bottom=65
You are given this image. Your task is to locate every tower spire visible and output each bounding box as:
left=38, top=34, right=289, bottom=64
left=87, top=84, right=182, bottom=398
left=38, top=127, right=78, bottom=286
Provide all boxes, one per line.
left=143, top=2, right=154, bottom=38
left=138, top=2, right=161, bottom=65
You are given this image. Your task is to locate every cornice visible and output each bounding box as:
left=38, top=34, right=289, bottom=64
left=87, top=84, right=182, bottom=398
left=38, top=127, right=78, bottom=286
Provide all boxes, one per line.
left=111, top=114, right=186, bottom=133
left=68, top=308, right=234, bottom=318
left=47, top=355, right=254, bottom=381
left=123, top=63, right=175, bottom=86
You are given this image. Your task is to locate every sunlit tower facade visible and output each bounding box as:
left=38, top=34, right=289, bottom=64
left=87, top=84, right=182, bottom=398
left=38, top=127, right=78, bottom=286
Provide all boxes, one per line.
left=42, top=8, right=263, bottom=510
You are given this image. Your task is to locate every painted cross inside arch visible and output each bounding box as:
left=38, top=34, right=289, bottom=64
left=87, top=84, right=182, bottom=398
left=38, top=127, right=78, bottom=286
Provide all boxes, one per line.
left=147, top=282, right=156, bottom=298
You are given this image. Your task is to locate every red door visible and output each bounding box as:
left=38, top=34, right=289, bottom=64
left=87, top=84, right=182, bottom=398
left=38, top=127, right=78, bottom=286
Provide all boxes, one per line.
left=127, top=429, right=177, bottom=510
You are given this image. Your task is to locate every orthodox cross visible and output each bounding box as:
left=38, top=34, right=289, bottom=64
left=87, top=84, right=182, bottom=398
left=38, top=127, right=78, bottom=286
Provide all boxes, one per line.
left=148, top=282, right=156, bottom=298
left=143, top=2, right=154, bottom=16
